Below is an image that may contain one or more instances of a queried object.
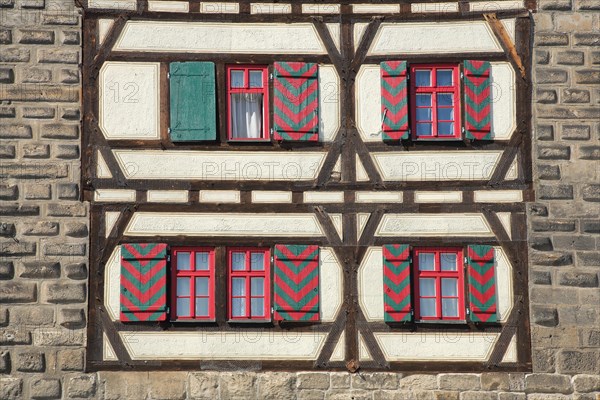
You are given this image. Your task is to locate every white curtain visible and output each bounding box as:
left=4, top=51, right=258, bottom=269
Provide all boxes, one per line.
left=231, top=93, right=263, bottom=139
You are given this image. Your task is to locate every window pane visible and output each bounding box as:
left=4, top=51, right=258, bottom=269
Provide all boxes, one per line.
left=438, top=107, right=454, bottom=121
left=249, top=70, right=263, bottom=88
left=438, top=122, right=454, bottom=136
left=437, top=69, right=453, bottom=86
left=232, top=298, right=246, bottom=317
left=231, top=252, right=246, bottom=271
left=420, top=298, right=436, bottom=317
left=177, top=278, right=190, bottom=296
left=251, top=277, right=264, bottom=296
left=415, top=70, right=431, bottom=87
left=177, top=298, right=190, bottom=317
left=232, top=278, right=245, bottom=296
left=437, top=93, right=453, bottom=106
left=418, top=253, right=435, bottom=270
left=230, top=93, right=263, bottom=139
left=250, top=253, right=265, bottom=271
left=442, top=278, right=458, bottom=297
left=442, top=298, right=459, bottom=317
left=251, top=298, right=264, bottom=317
left=196, top=252, right=209, bottom=271
left=416, top=108, right=432, bottom=122
left=419, top=278, right=436, bottom=296
left=416, top=123, right=432, bottom=136
left=177, top=252, right=191, bottom=270
left=440, top=253, right=458, bottom=271
left=196, top=277, right=209, bottom=296
left=230, top=70, right=244, bottom=88
left=195, top=298, right=209, bottom=317
left=416, top=93, right=431, bottom=107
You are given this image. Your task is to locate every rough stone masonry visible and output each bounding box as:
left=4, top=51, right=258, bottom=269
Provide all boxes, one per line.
left=0, top=0, right=599, bottom=399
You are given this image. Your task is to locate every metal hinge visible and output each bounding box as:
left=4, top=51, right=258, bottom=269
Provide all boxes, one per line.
left=269, top=73, right=273, bottom=80
left=460, top=71, right=464, bottom=79
left=167, top=255, right=171, bottom=262
left=167, top=72, right=170, bottom=79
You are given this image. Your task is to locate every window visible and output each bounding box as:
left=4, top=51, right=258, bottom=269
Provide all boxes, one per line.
left=171, top=247, right=215, bottom=321
left=413, top=248, right=465, bottom=321
left=410, top=64, right=461, bottom=139
left=227, top=65, right=269, bottom=141
left=228, top=248, right=270, bottom=320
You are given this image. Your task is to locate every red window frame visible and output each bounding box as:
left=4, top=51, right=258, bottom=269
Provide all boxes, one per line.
left=226, top=65, right=270, bottom=141
left=413, top=247, right=465, bottom=321
left=171, top=247, right=215, bottom=321
left=410, top=64, right=461, bottom=139
left=227, top=247, right=271, bottom=320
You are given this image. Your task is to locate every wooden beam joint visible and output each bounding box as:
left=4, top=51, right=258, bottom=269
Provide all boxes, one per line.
left=483, top=13, right=526, bottom=79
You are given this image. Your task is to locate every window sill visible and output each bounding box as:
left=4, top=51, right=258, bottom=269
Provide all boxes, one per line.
left=227, top=319, right=272, bottom=324
left=416, top=319, right=467, bottom=324
left=171, top=319, right=216, bottom=323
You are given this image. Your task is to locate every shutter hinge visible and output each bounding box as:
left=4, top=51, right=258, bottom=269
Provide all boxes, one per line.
left=460, top=71, right=464, bottom=79
left=461, top=127, right=465, bottom=134
left=166, top=306, right=170, bottom=314
left=464, top=256, right=468, bottom=264
left=168, top=128, right=171, bottom=134
left=167, top=255, right=171, bottom=262
left=167, top=72, right=170, bottom=79
left=270, top=128, right=274, bottom=136
left=271, top=255, right=274, bottom=263
left=466, top=307, right=470, bottom=315
left=269, top=73, right=273, bottom=80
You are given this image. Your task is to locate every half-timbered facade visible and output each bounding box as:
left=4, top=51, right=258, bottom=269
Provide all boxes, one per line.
left=83, top=0, right=534, bottom=372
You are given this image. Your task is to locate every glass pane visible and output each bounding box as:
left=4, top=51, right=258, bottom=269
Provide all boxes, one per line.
left=251, top=298, right=264, bottom=317
left=420, top=298, right=436, bottom=317
left=416, top=108, right=432, bottom=122
left=177, top=298, right=190, bottom=317
left=249, top=70, right=263, bottom=88
left=440, top=253, right=457, bottom=271
left=232, top=298, right=246, bottom=317
left=442, top=278, right=458, bottom=297
left=415, top=70, right=431, bottom=87
left=418, top=253, right=435, bottom=270
left=230, top=93, right=264, bottom=139
left=230, top=70, right=244, bottom=88
left=250, top=253, right=264, bottom=271
left=438, top=122, right=454, bottom=136
left=231, top=252, right=246, bottom=270
left=196, top=277, right=209, bottom=296
left=437, top=69, right=453, bottom=86
left=437, top=93, right=453, bottom=106
left=419, top=278, right=436, bottom=296
left=232, top=278, right=245, bottom=296
left=442, top=298, right=459, bottom=317
left=416, top=93, right=431, bottom=107
left=251, top=277, right=264, bottom=296
left=438, top=107, right=454, bottom=121
left=195, top=252, right=209, bottom=270
left=195, top=298, right=209, bottom=317
left=416, top=123, right=432, bottom=136
left=177, top=252, right=191, bottom=270
left=177, top=278, right=190, bottom=296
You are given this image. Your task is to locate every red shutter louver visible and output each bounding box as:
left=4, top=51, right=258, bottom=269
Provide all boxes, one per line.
left=381, top=61, right=409, bottom=141
left=464, top=60, right=493, bottom=140
left=383, top=244, right=412, bottom=322
left=467, top=245, right=498, bottom=323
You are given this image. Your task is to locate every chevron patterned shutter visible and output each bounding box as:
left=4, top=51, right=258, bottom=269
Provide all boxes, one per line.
left=273, top=62, right=319, bottom=141
left=467, top=245, right=498, bottom=323
left=380, top=61, right=409, bottom=141
left=382, top=244, right=412, bottom=322
left=273, top=244, right=320, bottom=321
left=463, top=60, right=492, bottom=140
left=120, top=243, right=168, bottom=322
left=169, top=62, right=216, bottom=142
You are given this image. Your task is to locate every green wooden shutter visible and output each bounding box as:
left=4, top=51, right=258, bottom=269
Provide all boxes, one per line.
left=380, top=61, right=410, bottom=141
left=467, top=245, right=498, bottom=323
left=463, top=60, right=492, bottom=140
left=169, top=62, right=216, bottom=142
left=382, top=244, right=412, bottom=322
left=120, top=243, right=168, bottom=322
left=273, top=244, right=320, bottom=321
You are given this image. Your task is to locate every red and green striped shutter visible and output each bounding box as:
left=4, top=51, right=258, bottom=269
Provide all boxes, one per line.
left=120, top=243, right=168, bottom=322
left=383, top=244, right=412, bottom=322
left=273, top=244, right=320, bottom=322
left=467, top=245, right=498, bottom=323
left=463, top=60, right=492, bottom=140
left=380, top=61, right=409, bottom=141
left=273, top=62, right=319, bottom=142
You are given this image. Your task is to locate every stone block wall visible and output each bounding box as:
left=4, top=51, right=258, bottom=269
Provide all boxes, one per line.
left=0, top=0, right=598, bottom=398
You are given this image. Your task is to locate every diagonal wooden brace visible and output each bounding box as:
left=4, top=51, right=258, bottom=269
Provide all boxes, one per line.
left=484, top=13, right=526, bottom=79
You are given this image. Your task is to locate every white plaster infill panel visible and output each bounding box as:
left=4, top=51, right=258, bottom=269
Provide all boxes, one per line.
left=124, top=213, right=325, bottom=237
left=320, top=248, right=343, bottom=322
left=103, top=333, right=118, bottom=361
left=358, top=247, right=384, bottom=321
left=353, top=23, right=368, bottom=51
left=200, top=2, right=239, bottom=13
left=359, top=334, right=373, bottom=361
left=251, top=191, right=293, bottom=203
left=94, top=189, right=136, bottom=202
left=501, top=334, right=518, bottom=363
left=120, top=331, right=328, bottom=360
left=376, top=214, right=494, bottom=237
left=89, top=0, right=136, bottom=10
left=470, top=1, right=524, bottom=12
left=325, top=24, right=341, bottom=52
left=319, top=65, right=341, bottom=142
left=495, top=246, right=514, bottom=323
left=114, top=22, right=327, bottom=54
left=146, top=190, right=189, bottom=203
left=104, top=212, right=121, bottom=238
left=356, top=65, right=382, bottom=142
left=98, top=19, right=115, bottom=45
left=99, top=62, right=160, bottom=140
left=148, top=1, right=189, bottom=12
left=353, top=4, right=400, bottom=13
left=199, top=190, right=241, bottom=203
left=355, top=192, right=403, bottom=203
left=330, top=331, right=345, bottom=361
left=490, top=62, right=517, bottom=140
left=302, top=4, right=340, bottom=13
left=304, top=191, right=344, bottom=203
left=251, top=3, right=292, bottom=14
left=371, top=151, right=503, bottom=182
left=414, top=191, right=463, bottom=203
left=374, top=332, right=499, bottom=361
left=474, top=190, right=523, bottom=203
left=105, top=246, right=121, bottom=321
left=368, top=21, right=503, bottom=55
left=112, top=150, right=326, bottom=181
left=411, top=2, right=459, bottom=13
